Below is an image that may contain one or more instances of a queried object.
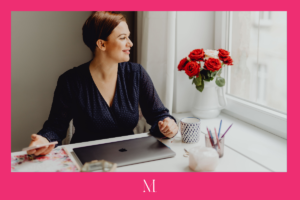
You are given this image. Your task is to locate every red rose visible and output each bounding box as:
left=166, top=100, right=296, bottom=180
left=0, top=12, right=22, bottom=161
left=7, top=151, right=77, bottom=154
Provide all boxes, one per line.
left=177, top=57, right=188, bottom=71
left=184, top=61, right=200, bottom=77
left=218, top=49, right=230, bottom=61
left=188, top=49, right=205, bottom=61
left=223, top=56, right=233, bottom=65
left=204, top=58, right=222, bottom=72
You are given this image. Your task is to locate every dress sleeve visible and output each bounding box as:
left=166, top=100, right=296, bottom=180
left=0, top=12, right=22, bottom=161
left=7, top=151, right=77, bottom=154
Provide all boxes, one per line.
left=36, top=73, right=73, bottom=147
left=138, top=64, right=177, bottom=138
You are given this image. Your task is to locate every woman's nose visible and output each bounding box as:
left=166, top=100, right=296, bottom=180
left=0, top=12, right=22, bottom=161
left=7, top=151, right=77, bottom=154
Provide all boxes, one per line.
left=127, top=38, right=133, bottom=47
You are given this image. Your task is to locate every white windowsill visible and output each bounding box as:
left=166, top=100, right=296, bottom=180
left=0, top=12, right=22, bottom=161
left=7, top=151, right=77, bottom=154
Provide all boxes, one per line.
left=172, top=112, right=287, bottom=172
left=221, top=95, right=287, bottom=139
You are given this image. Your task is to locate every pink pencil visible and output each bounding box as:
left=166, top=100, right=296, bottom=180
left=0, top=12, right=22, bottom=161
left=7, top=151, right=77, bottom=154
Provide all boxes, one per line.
left=214, top=127, right=221, bottom=149
left=206, top=127, right=214, bottom=146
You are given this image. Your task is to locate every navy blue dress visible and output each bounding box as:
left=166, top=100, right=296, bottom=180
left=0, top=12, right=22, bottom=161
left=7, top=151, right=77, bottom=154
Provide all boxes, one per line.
left=37, top=60, right=176, bottom=147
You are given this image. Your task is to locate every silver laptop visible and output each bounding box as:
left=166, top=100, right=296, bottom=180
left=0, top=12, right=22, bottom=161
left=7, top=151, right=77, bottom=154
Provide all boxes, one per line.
left=73, top=136, right=176, bottom=167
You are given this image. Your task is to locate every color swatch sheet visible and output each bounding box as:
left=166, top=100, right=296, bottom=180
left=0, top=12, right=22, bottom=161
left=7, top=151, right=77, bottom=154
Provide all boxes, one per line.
left=11, top=147, right=79, bottom=172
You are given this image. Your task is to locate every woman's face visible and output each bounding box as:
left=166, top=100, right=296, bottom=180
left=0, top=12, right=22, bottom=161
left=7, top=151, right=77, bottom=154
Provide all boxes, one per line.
left=104, top=21, right=133, bottom=63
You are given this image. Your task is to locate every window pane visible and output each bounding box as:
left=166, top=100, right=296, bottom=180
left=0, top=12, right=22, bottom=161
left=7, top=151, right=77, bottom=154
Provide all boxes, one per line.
left=229, top=11, right=287, bottom=113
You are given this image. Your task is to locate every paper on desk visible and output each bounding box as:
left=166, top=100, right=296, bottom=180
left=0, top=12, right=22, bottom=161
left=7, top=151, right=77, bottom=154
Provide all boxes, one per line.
left=11, top=147, right=79, bottom=172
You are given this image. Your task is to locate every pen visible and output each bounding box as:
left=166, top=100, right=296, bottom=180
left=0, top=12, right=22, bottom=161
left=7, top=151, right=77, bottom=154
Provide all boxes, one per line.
left=209, top=129, right=215, bottom=145
left=214, top=127, right=221, bottom=149
left=221, top=123, right=233, bottom=138
left=218, top=120, right=222, bottom=138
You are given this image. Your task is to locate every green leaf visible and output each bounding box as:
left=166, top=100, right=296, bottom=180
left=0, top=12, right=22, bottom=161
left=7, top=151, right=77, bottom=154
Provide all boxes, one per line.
left=203, top=75, right=211, bottom=82
left=216, top=77, right=225, bottom=87
left=196, top=79, right=205, bottom=92
left=207, top=71, right=212, bottom=77
left=211, top=71, right=217, bottom=77
left=194, top=76, right=202, bottom=86
left=202, top=70, right=210, bottom=80
left=189, top=76, right=193, bottom=80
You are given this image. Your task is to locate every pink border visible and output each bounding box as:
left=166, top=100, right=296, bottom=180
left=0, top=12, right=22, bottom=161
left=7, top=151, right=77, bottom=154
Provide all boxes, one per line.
left=2, top=1, right=297, bottom=199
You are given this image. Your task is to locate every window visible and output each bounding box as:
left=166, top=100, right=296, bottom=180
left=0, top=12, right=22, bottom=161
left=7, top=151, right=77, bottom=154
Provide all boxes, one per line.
left=214, top=12, right=287, bottom=138
left=229, top=11, right=287, bottom=113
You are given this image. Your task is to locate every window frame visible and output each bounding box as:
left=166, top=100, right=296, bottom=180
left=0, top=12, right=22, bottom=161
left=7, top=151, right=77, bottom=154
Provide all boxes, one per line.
left=214, top=11, right=287, bottom=139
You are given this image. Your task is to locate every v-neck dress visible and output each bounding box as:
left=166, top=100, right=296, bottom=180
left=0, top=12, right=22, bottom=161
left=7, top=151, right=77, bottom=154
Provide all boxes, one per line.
left=37, top=60, right=176, bottom=147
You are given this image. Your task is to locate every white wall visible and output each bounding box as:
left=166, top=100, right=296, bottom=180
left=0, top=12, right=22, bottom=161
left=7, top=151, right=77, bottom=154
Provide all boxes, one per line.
left=173, top=12, right=215, bottom=113
left=11, top=12, right=92, bottom=152
left=136, top=11, right=176, bottom=112
left=11, top=11, right=216, bottom=151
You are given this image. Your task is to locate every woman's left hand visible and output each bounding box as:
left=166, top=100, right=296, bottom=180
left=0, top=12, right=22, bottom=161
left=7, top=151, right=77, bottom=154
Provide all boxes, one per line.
left=158, top=117, right=178, bottom=138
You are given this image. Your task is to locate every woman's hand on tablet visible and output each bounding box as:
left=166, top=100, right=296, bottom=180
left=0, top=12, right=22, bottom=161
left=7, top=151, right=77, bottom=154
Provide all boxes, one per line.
left=158, top=118, right=178, bottom=138
left=27, top=134, right=55, bottom=156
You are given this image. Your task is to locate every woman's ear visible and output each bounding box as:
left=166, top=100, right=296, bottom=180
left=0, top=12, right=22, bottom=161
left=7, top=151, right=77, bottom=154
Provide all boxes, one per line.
left=96, top=39, right=106, bottom=51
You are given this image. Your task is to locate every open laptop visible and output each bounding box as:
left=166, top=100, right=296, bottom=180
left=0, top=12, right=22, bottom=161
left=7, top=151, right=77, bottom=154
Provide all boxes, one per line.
left=73, top=136, right=176, bottom=167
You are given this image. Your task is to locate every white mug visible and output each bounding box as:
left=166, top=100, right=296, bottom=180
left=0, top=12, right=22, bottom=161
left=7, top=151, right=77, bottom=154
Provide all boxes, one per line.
left=180, top=117, right=201, bottom=143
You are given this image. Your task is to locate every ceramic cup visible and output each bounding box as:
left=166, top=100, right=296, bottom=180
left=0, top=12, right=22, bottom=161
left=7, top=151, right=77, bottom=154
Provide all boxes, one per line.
left=180, top=117, right=201, bottom=143
left=189, top=146, right=219, bottom=172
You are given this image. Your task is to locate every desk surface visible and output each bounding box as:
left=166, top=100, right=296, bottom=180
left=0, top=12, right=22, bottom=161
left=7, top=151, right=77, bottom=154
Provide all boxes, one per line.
left=12, top=133, right=270, bottom=172
left=12, top=112, right=286, bottom=172
left=173, top=112, right=287, bottom=172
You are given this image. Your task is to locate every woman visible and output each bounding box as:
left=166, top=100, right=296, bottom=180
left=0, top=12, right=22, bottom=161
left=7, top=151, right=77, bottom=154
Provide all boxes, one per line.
left=27, top=11, right=178, bottom=156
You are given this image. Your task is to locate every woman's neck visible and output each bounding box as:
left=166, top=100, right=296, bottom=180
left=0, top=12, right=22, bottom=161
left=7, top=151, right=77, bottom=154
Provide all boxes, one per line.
left=89, top=56, right=118, bottom=82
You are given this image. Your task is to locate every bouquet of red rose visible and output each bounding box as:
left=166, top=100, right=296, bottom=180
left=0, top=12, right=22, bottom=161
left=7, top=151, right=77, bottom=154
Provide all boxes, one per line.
left=177, top=49, right=233, bottom=92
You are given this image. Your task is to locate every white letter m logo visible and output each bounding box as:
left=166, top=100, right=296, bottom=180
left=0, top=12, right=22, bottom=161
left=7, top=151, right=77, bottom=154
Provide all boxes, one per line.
left=143, top=179, right=156, bottom=192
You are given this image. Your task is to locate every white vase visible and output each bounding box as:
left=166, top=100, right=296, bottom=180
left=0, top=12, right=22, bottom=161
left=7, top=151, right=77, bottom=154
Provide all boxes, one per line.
left=191, top=77, right=227, bottom=119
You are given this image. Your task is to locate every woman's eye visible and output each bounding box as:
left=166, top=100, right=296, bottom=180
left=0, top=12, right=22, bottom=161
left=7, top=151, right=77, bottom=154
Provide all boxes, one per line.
left=121, top=37, right=126, bottom=40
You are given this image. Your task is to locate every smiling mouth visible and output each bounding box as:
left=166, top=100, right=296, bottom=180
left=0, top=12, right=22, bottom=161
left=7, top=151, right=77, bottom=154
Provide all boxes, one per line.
left=123, top=50, right=130, bottom=54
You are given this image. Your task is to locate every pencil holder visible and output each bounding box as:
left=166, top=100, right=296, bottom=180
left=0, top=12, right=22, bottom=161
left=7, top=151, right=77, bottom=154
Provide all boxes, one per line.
left=204, top=134, right=225, bottom=158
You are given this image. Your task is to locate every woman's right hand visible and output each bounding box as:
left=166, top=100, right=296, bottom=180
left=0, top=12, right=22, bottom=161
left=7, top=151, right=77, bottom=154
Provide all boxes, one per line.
left=27, top=134, right=55, bottom=156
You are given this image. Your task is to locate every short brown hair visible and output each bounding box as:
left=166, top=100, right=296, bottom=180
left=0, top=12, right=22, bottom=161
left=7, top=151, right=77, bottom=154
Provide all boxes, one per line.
left=82, top=11, right=127, bottom=55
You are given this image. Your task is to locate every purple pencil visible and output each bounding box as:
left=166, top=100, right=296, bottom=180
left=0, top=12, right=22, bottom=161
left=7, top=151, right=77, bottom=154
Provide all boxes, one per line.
left=220, top=124, right=233, bottom=138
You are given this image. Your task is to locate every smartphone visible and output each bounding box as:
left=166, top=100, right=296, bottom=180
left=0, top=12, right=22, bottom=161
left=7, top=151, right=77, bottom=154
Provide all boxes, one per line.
left=22, top=141, right=58, bottom=151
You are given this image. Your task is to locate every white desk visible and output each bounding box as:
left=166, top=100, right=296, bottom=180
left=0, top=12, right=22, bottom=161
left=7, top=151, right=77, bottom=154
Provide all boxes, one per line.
left=11, top=112, right=286, bottom=172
